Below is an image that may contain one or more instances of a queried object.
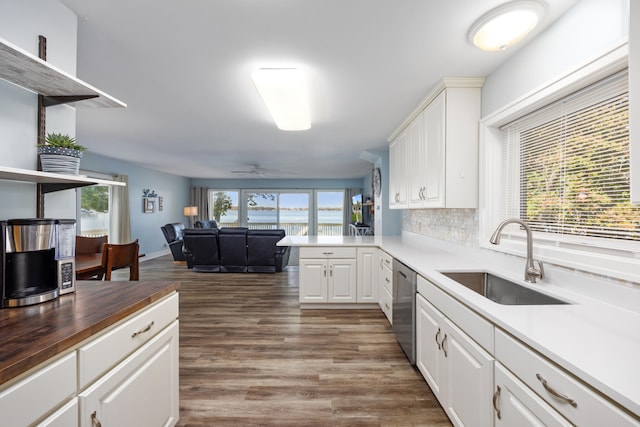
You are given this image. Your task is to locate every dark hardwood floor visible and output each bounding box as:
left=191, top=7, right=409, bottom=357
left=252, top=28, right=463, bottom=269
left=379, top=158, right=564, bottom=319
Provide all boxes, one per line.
left=134, top=255, right=451, bottom=426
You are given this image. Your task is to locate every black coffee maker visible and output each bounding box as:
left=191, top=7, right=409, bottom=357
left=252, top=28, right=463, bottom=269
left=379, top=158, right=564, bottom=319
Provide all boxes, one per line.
left=0, top=219, right=76, bottom=308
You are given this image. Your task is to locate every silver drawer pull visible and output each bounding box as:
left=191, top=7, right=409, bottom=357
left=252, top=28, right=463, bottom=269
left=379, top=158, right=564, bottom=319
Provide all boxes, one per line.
left=385, top=277, right=391, bottom=283
left=493, top=386, right=502, bottom=420
left=536, top=374, right=578, bottom=407
left=91, top=411, right=102, bottom=427
left=322, top=251, right=334, bottom=255
left=435, top=327, right=442, bottom=350
left=441, top=334, right=448, bottom=357
left=131, top=321, right=155, bottom=338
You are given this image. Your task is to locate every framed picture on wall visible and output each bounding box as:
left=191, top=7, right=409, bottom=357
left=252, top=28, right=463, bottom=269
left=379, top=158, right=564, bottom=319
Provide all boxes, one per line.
left=143, top=197, right=156, bottom=213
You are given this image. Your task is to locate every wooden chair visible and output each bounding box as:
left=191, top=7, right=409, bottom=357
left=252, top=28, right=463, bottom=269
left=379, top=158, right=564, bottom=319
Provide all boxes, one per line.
left=101, top=239, right=140, bottom=281
left=76, top=235, right=108, bottom=280
left=76, top=235, right=108, bottom=255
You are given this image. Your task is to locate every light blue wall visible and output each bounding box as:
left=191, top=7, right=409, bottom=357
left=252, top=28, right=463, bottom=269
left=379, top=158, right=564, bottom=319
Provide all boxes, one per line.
left=0, top=0, right=78, bottom=220
left=81, top=153, right=190, bottom=257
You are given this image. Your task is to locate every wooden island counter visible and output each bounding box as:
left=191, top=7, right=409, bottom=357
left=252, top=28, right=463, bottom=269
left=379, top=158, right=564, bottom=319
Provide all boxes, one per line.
left=0, top=280, right=180, bottom=426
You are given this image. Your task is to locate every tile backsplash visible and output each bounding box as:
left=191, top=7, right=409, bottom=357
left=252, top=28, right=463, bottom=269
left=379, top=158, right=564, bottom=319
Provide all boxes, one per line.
left=403, top=209, right=478, bottom=247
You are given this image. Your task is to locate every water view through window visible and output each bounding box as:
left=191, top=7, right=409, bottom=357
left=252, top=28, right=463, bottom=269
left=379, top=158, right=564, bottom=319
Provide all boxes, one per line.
left=209, top=189, right=344, bottom=236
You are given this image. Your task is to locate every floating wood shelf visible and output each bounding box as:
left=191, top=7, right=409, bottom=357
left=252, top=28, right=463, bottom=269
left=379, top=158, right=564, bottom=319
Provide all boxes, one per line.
left=0, top=166, right=125, bottom=194
left=0, top=36, right=126, bottom=108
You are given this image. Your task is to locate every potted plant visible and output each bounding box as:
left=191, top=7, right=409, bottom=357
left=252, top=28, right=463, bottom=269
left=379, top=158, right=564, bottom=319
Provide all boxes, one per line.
left=38, top=132, right=87, bottom=175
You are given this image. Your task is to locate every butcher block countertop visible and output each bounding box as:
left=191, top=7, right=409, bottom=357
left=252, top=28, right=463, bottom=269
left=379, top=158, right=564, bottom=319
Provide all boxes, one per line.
left=0, top=280, right=179, bottom=385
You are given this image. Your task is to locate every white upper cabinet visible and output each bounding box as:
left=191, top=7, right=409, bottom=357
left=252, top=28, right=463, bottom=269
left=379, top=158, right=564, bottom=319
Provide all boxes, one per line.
left=388, top=78, right=483, bottom=209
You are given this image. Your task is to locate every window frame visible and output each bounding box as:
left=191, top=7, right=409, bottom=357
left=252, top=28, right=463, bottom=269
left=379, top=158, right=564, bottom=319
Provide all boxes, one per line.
left=479, top=43, right=639, bottom=283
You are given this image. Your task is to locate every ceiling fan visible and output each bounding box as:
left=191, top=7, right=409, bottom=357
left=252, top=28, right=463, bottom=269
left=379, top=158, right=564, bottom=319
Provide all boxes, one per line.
left=230, top=165, right=296, bottom=176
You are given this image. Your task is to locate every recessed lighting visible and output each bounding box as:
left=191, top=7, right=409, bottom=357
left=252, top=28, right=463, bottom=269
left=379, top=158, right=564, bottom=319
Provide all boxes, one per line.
left=468, top=0, right=545, bottom=51
left=251, top=68, right=311, bottom=131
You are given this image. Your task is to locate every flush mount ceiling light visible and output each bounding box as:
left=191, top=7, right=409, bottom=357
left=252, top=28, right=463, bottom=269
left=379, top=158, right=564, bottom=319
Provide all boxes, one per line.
left=251, top=68, right=311, bottom=131
left=468, top=0, right=545, bottom=51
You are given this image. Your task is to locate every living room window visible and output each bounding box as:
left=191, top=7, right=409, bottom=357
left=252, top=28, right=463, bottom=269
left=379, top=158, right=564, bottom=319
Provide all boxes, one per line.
left=480, top=47, right=637, bottom=282
left=209, top=190, right=239, bottom=226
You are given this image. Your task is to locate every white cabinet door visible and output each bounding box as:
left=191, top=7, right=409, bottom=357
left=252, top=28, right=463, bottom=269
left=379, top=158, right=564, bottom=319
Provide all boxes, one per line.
left=299, top=259, right=328, bottom=302
left=357, top=247, right=378, bottom=303
left=424, top=91, right=446, bottom=207
left=416, top=293, right=444, bottom=396
left=389, top=131, right=408, bottom=209
left=408, top=113, right=427, bottom=208
left=327, top=259, right=357, bottom=303
left=494, top=363, right=572, bottom=427
left=442, top=317, right=493, bottom=427
left=79, top=321, right=179, bottom=427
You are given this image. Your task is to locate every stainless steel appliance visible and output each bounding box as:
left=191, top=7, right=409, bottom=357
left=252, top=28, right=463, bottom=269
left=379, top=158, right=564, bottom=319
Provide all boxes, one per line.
left=0, top=218, right=76, bottom=308
left=392, top=259, right=417, bottom=365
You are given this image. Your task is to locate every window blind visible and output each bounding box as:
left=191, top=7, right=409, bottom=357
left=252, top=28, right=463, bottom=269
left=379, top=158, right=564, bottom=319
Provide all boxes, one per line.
left=501, top=70, right=640, bottom=242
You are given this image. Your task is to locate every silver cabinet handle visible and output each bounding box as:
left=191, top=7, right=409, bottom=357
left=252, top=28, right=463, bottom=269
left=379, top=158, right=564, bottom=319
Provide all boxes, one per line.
left=322, top=251, right=334, bottom=255
left=329, top=265, right=333, bottom=277
left=441, top=334, right=448, bottom=358
left=493, top=386, right=502, bottom=420
left=324, top=266, right=327, bottom=277
left=91, top=411, right=102, bottom=427
left=131, top=321, right=155, bottom=338
left=536, top=374, right=577, bottom=407
left=385, top=277, right=391, bottom=283
left=435, top=327, right=442, bottom=350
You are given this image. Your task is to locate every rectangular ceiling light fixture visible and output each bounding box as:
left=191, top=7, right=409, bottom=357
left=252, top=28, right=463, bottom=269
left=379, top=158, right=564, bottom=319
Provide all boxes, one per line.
left=251, top=68, right=311, bottom=131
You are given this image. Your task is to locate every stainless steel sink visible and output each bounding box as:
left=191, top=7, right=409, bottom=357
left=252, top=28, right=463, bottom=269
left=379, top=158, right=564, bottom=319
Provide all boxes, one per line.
left=440, top=271, right=569, bottom=305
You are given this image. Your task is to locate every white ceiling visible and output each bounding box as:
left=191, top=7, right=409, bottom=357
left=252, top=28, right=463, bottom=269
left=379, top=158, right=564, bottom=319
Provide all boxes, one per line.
left=59, top=0, right=577, bottom=180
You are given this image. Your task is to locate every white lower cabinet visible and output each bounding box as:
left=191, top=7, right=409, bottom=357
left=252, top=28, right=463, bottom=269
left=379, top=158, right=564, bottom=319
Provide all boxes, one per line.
left=0, top=352, right=77, bottom=427
left=79, top=321, right=179, bottom=427
left=378, top=250, right=393, bottom=323
left=0, top=292, right=180, bottom=427
left=357, top=247, right=378, bottom=303
left=416, top=293, right=493, bottom=427
left=495, top=329, right=639, bottom=427
left=494, top=363, right=572, bottom=427
left=299, top=247, right=368, bottom=305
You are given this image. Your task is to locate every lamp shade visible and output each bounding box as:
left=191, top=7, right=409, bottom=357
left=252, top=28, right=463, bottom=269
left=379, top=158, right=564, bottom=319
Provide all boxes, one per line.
left=183, top=206, right=198, bottom=216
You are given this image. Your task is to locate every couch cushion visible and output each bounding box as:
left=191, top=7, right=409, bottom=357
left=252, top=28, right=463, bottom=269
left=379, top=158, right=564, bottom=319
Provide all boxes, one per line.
left=218, top=228, right=248, bottom=272
left=195, top=220, right=218, bottom=229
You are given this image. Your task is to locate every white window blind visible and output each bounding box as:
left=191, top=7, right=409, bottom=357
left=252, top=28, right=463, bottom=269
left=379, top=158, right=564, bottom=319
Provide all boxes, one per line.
left=501, top=70, right=640, bottom=242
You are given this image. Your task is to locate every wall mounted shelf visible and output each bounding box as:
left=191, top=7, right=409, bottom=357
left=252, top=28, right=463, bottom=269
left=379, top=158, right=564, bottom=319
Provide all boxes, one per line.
left=0, top=166, right=125, bottom=193
left=0, top=36, right=126, bottom=108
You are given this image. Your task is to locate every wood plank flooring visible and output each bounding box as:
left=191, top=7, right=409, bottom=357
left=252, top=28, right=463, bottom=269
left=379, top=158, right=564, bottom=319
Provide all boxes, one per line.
left=134, top=255, right=451, bottom=426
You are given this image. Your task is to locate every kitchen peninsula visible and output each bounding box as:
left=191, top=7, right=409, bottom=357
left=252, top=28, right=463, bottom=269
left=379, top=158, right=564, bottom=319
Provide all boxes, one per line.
left=279, top=234, right=640, bottom=425
left=0, top=280, right=179, bottom=426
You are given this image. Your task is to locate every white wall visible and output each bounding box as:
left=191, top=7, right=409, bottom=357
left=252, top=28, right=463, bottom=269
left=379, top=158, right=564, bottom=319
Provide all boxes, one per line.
left=482, top=0, right=629, bottom=117
left=0, top=0, right=77, bottom=219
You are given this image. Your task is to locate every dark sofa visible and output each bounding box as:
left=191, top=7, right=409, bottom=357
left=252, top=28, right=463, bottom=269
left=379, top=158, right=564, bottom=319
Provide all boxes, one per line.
left=195, top=220, right=218, bottom=229
left=182, top=227, right=289, bottom=273
left=160, top=222, right=186, bottom=261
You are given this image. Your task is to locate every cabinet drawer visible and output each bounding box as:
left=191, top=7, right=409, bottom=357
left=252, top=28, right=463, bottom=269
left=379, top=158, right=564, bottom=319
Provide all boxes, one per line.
left=418, top=275, right=493, bottom=353
left=300, top=247, right=356, bottom=258
left=495, top=329, right=639, bottom=426
left=379, top=286, right=393, bottom=324
left=78, top=292, right=179, bottom=388
left=379, top=250, right=393, bottom=270
left=382, top=265, right=393, bottom=294
left=0, top=352, right=77, bottom=427
left=79, top=321, right=179, bottom=427
left=37, top=398, right=79, bottom=427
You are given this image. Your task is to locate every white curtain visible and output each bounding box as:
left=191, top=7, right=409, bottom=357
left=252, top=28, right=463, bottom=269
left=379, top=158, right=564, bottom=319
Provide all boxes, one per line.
left=343, top=187, right=359, bottom=236
left=109, top=174, right=132, bottom=244
left=191, top=187, right=210, bottom=222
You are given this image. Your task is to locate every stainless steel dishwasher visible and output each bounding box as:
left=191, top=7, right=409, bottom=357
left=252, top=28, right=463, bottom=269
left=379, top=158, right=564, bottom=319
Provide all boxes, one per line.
left=392, top=259, right=417, bottom=365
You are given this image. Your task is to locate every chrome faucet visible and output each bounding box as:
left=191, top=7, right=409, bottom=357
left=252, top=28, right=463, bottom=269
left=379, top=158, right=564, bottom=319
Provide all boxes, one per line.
left=489, top=219, right=544, bottom=283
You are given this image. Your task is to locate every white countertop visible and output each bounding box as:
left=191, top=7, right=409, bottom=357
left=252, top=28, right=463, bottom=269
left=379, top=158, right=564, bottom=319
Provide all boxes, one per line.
left=279, top=234, right=640, bottom=417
